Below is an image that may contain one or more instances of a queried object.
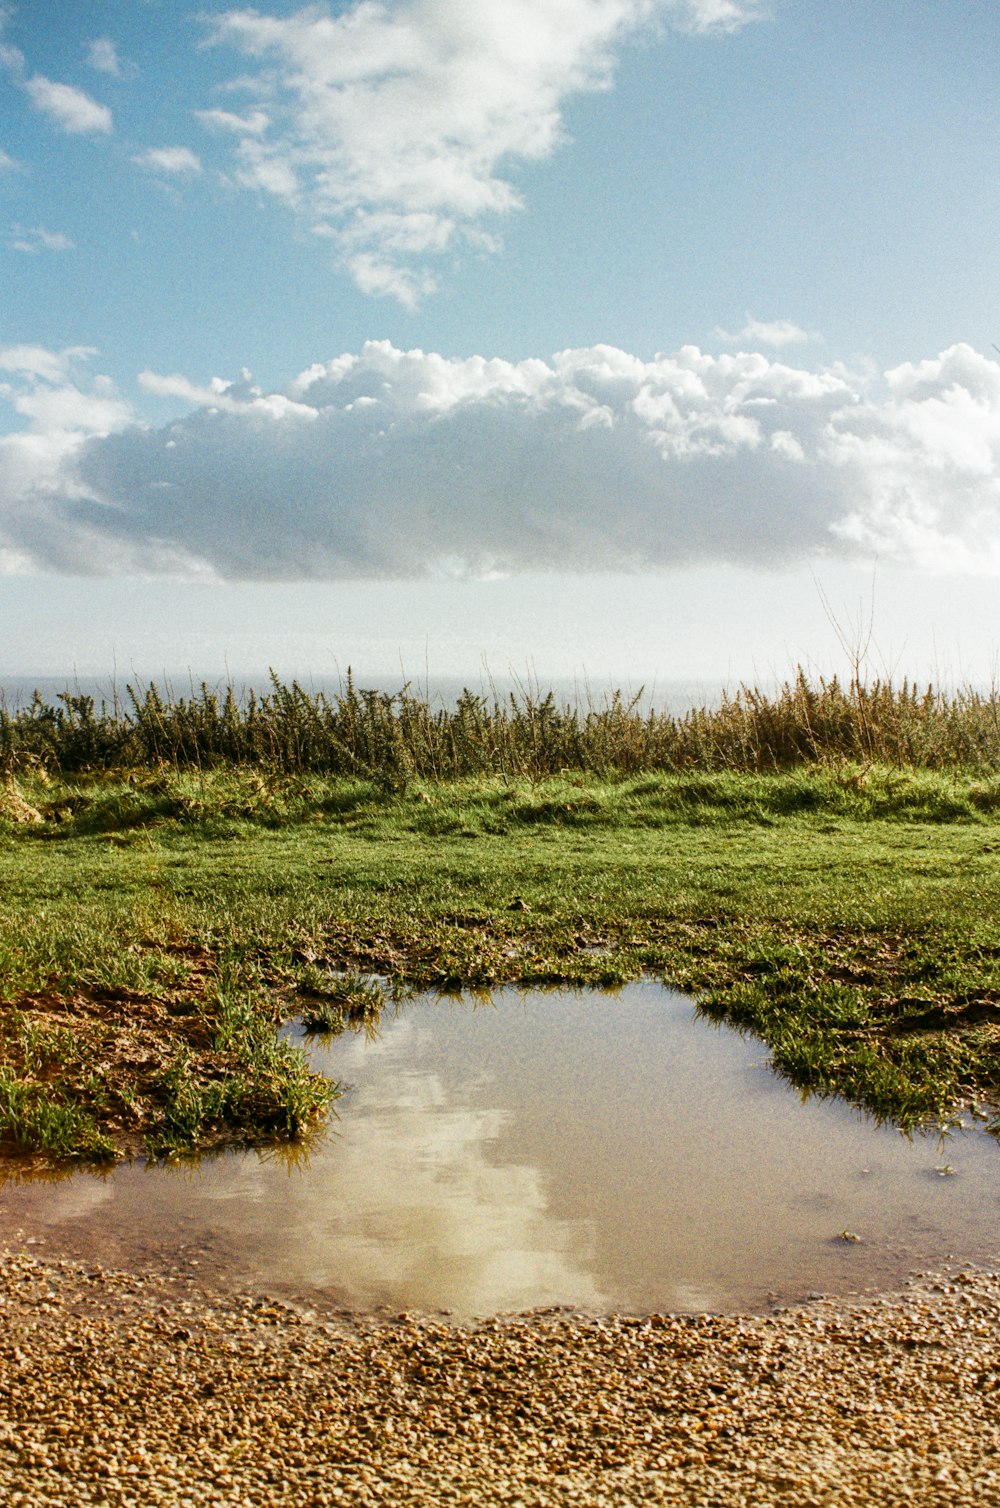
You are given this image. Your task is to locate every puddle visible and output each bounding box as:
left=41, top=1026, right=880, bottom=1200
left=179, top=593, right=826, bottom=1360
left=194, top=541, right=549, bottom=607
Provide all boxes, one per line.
left=1, top=981, right=997, bottom=1318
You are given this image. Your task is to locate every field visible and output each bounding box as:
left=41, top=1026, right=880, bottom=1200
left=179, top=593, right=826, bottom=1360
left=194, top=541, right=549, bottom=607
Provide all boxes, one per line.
left=0, top=668, right=998, bottom=1164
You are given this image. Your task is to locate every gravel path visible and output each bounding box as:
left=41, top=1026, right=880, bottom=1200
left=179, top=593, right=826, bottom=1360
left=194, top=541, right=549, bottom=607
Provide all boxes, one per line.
left=0, top=1247, right=998, bottom=1506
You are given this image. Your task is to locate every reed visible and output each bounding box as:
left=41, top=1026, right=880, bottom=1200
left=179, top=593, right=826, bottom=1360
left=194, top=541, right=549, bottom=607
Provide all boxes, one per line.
left=2, top=668, right=999, bottom=783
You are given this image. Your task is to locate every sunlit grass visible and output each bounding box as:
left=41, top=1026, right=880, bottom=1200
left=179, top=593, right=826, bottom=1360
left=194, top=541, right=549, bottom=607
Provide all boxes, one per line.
left=0, top=672, right=997, bottom=1161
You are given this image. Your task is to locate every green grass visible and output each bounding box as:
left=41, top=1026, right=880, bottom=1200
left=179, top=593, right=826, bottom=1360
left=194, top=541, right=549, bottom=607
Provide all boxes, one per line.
left=297, top=968, right=386, bottom=1035
left=0, top=762, right=998, bottom=1162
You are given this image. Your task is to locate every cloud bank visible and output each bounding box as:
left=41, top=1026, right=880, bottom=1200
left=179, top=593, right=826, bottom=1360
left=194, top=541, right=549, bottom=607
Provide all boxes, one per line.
left=201, top=0, right=763, bottom=304
left=3, top=339, right=1000, bottom=581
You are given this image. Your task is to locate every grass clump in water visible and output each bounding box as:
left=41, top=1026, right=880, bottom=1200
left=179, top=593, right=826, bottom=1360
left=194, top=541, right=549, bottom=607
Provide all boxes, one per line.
left=297, top=968, right=385, bottom=1036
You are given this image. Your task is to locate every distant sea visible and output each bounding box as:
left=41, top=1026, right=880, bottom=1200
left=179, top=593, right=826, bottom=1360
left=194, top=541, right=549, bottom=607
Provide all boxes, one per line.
left=0, top=673, right=723, bottom=717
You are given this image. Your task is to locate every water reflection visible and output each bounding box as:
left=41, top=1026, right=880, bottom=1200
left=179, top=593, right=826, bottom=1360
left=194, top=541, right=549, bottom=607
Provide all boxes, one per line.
left=1, top=982, right=997, bottom=1317
left=168, top=1029, right=606, bottom=1313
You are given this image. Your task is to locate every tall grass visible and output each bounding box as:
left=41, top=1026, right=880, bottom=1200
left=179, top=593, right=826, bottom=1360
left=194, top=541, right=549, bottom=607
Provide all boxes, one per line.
left=2, top=668, right=999, bottom=784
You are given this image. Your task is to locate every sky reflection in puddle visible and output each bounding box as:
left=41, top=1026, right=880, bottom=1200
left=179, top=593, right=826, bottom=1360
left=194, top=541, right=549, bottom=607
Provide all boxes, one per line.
left=1, top=981, right=997, bottom=1318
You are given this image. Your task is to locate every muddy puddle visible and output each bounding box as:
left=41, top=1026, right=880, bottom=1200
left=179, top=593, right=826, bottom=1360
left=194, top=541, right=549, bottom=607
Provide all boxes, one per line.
left=1, top=981, right=997, bottom=1318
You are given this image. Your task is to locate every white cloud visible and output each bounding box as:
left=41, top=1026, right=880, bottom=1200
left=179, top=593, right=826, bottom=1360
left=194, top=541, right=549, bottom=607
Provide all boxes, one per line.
left=202, top=0, right=763, bottom=302
left=7, top=224, right=74, bottom=254
left=136, top=368, right=316, bottom=417
left=194, top=106, right=269, bottom=135
left=0, top=11, right=23, bottom=73
left=826, top=347, right=1000, bottom=570
left=138, top=370, right=237, bottom=409
left=0, top=345, right=132, bottom=435
left=25, top=75, right=112, bottom=135
left=725, top=315, right=818, bottom=348
left=677, top=0, right=767, bottom=32
left=86, top=38, right=121, bottom=76
left=0, top=145, right=18, bottom=172
left=132, top=146, right=203, bottom=175
left=0, top=345, right=97, bottom=384
left=232, top=135, right=298, bottom=198
left=0, top=347, right=141, bottom=575
left=10, top=382, right=132, bottom=436
left=4, top=340, right=1000, bottom=581
left=342, top=252, right=437, bottom=312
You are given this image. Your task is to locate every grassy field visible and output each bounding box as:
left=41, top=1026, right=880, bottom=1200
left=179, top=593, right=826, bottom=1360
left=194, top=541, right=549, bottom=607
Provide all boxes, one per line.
left=1, top=757, right=998, bottom=1163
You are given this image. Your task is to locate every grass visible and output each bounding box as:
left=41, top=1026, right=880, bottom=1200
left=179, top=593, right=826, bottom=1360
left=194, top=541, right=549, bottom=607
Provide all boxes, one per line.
left=0, top=942, right=335, bottom=1165
left=3, top=666, right=1000, bottom=781
left=297, top=968, right=386, bottom=1035
left=0, top=748, right=998, bottom=1164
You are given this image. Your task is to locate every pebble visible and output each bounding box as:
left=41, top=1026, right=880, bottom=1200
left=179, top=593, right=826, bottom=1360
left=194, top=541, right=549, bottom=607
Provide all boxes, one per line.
left=0, top=1247, right=999, bottom=1504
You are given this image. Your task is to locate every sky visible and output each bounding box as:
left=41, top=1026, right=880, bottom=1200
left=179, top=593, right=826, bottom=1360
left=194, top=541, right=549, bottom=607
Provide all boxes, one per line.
left=2, top=0, right=1000, bottom=694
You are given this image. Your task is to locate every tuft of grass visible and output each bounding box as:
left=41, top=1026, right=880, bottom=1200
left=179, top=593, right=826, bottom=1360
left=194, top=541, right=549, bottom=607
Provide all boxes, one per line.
left=147, top=1034, right=333, bottom=1160
left=0, top=1072, right=116, bottom=1160
left=144, top=969, right=339, bottom=1159
left=297, top=969, right=385, bottom=1037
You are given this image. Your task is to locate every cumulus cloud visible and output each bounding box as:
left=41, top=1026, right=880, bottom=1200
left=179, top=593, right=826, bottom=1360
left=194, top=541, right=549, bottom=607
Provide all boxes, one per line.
left=7, top=224, right=74, bottom=253
left=3, top=339, right=1000, bottom=581
left=132, top=146, right=202, bottom=175
left=86, top=38, right=121, bottom=76
left=25, top=75, right=112, bottom=134
left=827, top=350, right=1000, bottom=569
left=0, top=346, right=145, bottom=577
left=0, top=346, right=133, bottom=440
left=201, top=0, right=763, bottom=304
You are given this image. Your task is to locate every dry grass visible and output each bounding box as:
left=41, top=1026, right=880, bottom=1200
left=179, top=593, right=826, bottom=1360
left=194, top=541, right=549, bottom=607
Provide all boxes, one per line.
left=2, top=668, right=999, bottom=785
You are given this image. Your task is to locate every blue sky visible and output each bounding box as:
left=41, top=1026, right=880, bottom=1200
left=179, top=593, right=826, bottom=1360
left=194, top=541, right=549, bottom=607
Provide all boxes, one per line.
left=2, top=0, right=1000, bottom=689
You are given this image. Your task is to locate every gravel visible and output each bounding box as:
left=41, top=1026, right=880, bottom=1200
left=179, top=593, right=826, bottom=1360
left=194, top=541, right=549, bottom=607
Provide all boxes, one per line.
left=0, top=1246, right=998, bottom=1505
